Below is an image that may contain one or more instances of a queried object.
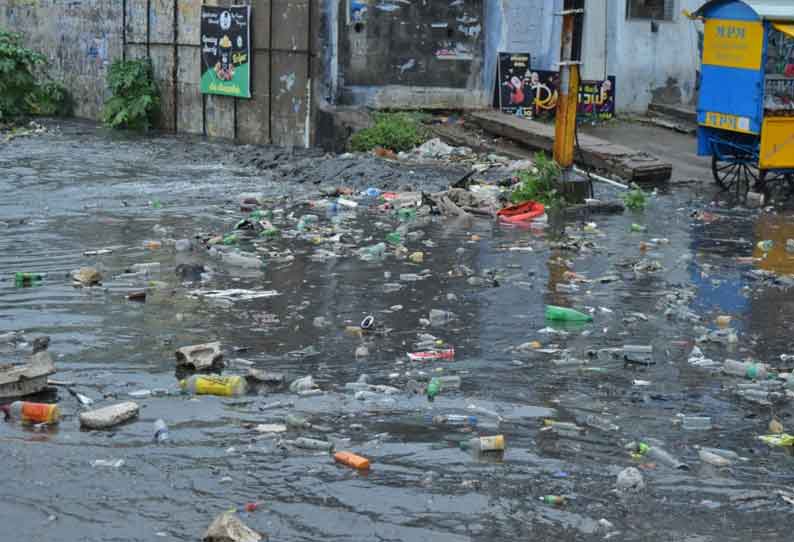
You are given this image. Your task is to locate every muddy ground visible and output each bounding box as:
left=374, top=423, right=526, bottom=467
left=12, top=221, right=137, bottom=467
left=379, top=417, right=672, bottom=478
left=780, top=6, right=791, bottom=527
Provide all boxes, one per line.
left=1, top=120, right=794, bottom=542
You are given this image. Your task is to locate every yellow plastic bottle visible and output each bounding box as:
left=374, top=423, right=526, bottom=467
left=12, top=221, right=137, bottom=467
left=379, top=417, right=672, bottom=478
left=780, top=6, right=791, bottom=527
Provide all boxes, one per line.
left=180, top=375, right=247, bottom=397
left=5, top=401, right=61, bottom=424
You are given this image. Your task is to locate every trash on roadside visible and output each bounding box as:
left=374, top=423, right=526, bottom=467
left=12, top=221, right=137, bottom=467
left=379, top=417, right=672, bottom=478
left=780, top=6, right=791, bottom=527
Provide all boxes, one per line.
left=334, top=451, right=371, bottom=470
left=175, top=342, right=224, bottom=371
left=1, top=401, right=60, bottom=424
left=153, top=419, right=169, bottom=442
left=203, top=511, right=262, bottom=542
left=71, top=267, right=102, bottom=287
left=545, top=305, right=592, bottom=322
left=616, top=467, right=645, bottom=493
left=79, top=401, right=140, bottom=430
left=181, top=375, right=247, bottom=397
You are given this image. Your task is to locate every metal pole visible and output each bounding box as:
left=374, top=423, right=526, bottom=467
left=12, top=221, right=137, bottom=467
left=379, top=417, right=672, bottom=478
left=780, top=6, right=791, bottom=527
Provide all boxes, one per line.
left=122, top=0, right=127, bottom=62
left=173, top=0, right=179, bottom=133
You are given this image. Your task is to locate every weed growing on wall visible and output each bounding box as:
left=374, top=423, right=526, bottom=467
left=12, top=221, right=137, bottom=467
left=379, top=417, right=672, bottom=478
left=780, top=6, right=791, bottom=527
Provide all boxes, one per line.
left=349, top=112, right=429, bottom=153
left=102, top=59, right=161, bottom=130
left=510, top=152, right=564, bottom=208
left=0, top=29, right=70, bottom=120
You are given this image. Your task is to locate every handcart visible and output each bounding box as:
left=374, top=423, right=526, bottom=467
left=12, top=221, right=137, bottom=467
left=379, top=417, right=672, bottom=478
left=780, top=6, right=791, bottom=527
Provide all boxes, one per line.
left=692, top=1, right=794, bottom=193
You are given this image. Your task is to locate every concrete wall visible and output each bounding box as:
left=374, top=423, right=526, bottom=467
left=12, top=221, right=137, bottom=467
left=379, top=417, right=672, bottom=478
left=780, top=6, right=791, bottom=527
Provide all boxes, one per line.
left=0, top=0, right=122, bottom=120
left=1, top=0, right=316, bottom=146
left=608, top=0, right=703, bottom=112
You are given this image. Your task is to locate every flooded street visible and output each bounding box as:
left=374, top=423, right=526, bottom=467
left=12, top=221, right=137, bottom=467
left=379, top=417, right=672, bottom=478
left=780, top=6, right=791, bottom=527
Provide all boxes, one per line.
left=2, top=121, right=794, bottom=542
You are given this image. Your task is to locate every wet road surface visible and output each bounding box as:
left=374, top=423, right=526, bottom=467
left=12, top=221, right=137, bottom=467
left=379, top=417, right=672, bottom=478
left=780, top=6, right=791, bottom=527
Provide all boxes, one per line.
left=1, top=121, right=794, bottom=541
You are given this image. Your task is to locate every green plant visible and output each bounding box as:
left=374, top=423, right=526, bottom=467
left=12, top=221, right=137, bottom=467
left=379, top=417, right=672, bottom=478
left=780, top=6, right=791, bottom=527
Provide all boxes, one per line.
left=26, top=80, right=72, bottom=117
left=349, top=112, right=429, bottom=152
left=0, top=30, right=45, bottom=119
left=510, top=152, right=564, bottom=207
left=102, top=58, right=160, bottom=130
left=623, top=185, right=647, bottom=210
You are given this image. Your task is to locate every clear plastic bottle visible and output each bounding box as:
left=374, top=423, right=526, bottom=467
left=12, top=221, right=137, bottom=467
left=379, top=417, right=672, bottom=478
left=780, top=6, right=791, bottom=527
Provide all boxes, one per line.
left=723, top=360, right=770, bottom=380
left=583, top=414, right=620, bottom=432
left=430, top=414, right=478, bottom=427
left=285, top=414, right=311, bottom=429
left=460, top=435, right=505, bottom=452
left=154, top=419, right=169, bottom=442
left=180, top=375, right=247, bottom=397
left=436, top=376, right=462, bottom=389
left=293, top=437, right=334, bottom=451
left=3, top=401, right=60, bottom=424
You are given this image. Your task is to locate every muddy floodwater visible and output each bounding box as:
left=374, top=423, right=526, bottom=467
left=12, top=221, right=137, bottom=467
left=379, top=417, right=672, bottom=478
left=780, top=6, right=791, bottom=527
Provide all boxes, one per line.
left=2, top=121, right=794, bottom=542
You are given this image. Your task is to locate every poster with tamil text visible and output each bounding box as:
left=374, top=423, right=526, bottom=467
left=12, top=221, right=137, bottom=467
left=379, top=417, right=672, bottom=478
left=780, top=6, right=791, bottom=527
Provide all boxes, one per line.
left=200, top=5, right=252, bottom=99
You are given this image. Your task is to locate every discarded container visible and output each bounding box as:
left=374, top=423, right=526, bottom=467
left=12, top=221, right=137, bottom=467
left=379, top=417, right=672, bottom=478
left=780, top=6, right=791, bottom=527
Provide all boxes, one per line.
left=431, top=414, right=478, bottom=427
left=583, top=415, right=620, bottom=432
left=79, top=401, right=140, bottom=430
left=428, top=309, right=456, bottom=327
left=616, top=467, right=645, bottom=493
left=293, top=437, right=334, bottom=452
left=758, top=433, right=794, bottom=447
left=334, top=451, right=370, bottom=470
left=180, top=375, right=247, bottom=397
left=409, top=252, right=424, bottom=264
left=629, top=441, right=688, bottom=470
left=545, top=305, right=592, bottom=322
left=154, top=419, right=169, bottom=442
left=407, top=349, right=455, bottom=362
left=285, top=414, right=311, bottom=429
left=72, top=267, right=102, bottom=286
left=426, top=377, right=441, bottom=400
left=143, top=240, right=162, bottom=250
left=723, top=360, right=770, bottom=380
left=699, top=449, right=732, bottom=466
left=540, top=495, right=566, bottom=506
left=127, top=291, right=146, bottom=302
left=461, top=435, right=505, bottom=452
left=130, top=262, right=161, bottom=274
left=681, top=416, right=712, bottom=431
left=289, top=375, right=317, bottom=393
left=3, top=401, right=60, bottom=424
left=14, top=272, right=44, bottom=287
left=386, top=232, right=403, bottom=245
left=435, top=375, right=462, bottom=390
left=175, top=342, right=224, bottom=371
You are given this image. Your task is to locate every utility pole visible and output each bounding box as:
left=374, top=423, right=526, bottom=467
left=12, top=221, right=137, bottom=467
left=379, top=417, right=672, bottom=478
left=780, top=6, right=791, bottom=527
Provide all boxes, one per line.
left=554, top=0, right=588, bottom=203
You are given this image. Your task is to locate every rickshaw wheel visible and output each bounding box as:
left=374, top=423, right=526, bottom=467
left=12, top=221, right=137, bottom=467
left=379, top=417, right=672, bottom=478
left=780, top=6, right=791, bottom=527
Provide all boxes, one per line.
left=711, top=154, right=758, bottom=191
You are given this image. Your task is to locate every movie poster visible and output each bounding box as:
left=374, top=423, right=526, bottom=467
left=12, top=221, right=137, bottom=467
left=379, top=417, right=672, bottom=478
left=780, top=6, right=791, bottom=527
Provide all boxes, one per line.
left=200, top=5, right=252, bottom=99
left=498, top=52, right=533, bottom=117
left=512, top=70, right=615, bottom=122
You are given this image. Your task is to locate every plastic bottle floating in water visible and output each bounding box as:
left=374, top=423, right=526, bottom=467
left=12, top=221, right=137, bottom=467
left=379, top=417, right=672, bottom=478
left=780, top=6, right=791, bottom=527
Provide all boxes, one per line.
left=3, top=401, right=61, bottom=424
left=180, top=375, right=247, bottom=397
left=545, top=305, right=593, bottom=322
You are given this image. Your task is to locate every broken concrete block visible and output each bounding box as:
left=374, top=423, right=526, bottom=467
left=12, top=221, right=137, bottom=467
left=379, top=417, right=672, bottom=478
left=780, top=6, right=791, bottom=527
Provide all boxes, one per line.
left=71, top=267, right=102, bottom=286
left=203, top=511, right=262, bottom=542
left=79, top=401, right=139, bottom=430
left=175, top=342, right=224, bottom=370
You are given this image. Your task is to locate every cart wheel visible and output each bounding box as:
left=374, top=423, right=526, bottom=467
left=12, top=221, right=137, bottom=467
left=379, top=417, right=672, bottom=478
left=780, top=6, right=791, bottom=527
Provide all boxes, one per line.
left=711, top=154, right=758, bottom=191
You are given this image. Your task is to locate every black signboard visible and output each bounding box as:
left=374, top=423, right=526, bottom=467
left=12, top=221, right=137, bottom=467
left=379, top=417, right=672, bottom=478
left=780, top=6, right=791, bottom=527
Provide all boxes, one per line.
left=497, top=52, right=533, bottom=117
left=200, top=5, right=252, bottom=99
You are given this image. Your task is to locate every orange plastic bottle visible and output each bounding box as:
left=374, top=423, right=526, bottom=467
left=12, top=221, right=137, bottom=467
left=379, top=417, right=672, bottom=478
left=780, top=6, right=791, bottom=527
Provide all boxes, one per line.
left=334, top=451, right=370, bottom=470
left=4, top=401, right=61, bottom=424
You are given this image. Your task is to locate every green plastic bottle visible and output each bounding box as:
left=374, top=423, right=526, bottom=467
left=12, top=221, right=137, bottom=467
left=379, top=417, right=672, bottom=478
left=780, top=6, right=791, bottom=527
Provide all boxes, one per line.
left=540, top=495, right=566, bottom=506
left=397, top=208, right=416, bottom=221
left=386, top=232, right=403, bottom=245
left=14, top=272, right=44, bottom=287
left=223, top=233, right=239, bottom=246
left=545, top=305, right=593, bottom=322
left=426, top=377, right=441, bottom=401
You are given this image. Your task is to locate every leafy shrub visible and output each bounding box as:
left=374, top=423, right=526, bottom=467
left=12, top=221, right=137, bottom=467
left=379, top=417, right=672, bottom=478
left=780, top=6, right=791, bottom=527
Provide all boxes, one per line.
left=510, top=152, right=564, bottom=207
left=102, top=58, right=160, bottom=130
left=26, top=80, right=72, bottom=117
left=349, top=112, right=429, bottom=153
left=623, top=184, right=648, bottom=210
left=0, top=30, right=45, bottom=119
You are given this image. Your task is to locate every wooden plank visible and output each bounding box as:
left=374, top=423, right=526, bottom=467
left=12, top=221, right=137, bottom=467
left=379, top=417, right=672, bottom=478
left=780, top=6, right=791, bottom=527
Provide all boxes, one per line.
left=468, top=111, right=672, bottom=183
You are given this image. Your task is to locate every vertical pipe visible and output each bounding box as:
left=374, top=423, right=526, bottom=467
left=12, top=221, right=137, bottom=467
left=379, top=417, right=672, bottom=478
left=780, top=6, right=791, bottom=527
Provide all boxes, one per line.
left=122, top=0, right=127, bottom=62
left=146, top=0, right=151, bottom=58
left=173, top=0, right=179, bottom=133
left=553, top=7, right=577, bottom=169
left=268, top=0, right=274, bottom=144
left=305, top=0, right=313, bottom=148
left=202, top=0, right=207, bottom=136
left=234, top=97, right=238, bottom=140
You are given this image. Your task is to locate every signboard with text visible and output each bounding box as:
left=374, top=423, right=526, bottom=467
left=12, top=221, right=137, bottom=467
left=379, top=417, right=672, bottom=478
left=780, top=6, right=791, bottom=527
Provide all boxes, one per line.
left=497, top=52, right=533, bottom=117
left=200, top=5, right=252, bottom=99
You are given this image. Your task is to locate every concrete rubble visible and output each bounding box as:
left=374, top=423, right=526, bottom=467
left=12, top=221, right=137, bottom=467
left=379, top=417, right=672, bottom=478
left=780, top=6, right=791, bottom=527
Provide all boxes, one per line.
left=175, top=342, right=224, bottom=370
left=79, top=402, right=140, bottom=430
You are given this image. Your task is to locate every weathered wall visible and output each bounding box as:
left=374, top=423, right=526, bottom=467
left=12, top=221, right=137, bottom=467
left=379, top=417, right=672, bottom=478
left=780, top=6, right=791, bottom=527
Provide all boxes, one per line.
left=337, top=0, right=485, bottom=108
left=0, top=0, right=122, bottom=120
left=1, top=0, right=316, bottom=146
left=608, top=0, right=703, bottom=112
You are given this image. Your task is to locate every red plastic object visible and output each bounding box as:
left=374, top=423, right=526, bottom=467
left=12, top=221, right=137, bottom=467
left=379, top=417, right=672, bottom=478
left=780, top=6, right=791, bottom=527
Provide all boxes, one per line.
left=407, top=348, right=455, bottom=362
left=497, top=201, right=546, bottom=223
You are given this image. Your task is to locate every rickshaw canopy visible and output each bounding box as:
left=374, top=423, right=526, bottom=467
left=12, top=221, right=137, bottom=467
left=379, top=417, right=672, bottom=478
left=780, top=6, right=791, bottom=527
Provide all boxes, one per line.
left=693, top=0, right=794, bottom=21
